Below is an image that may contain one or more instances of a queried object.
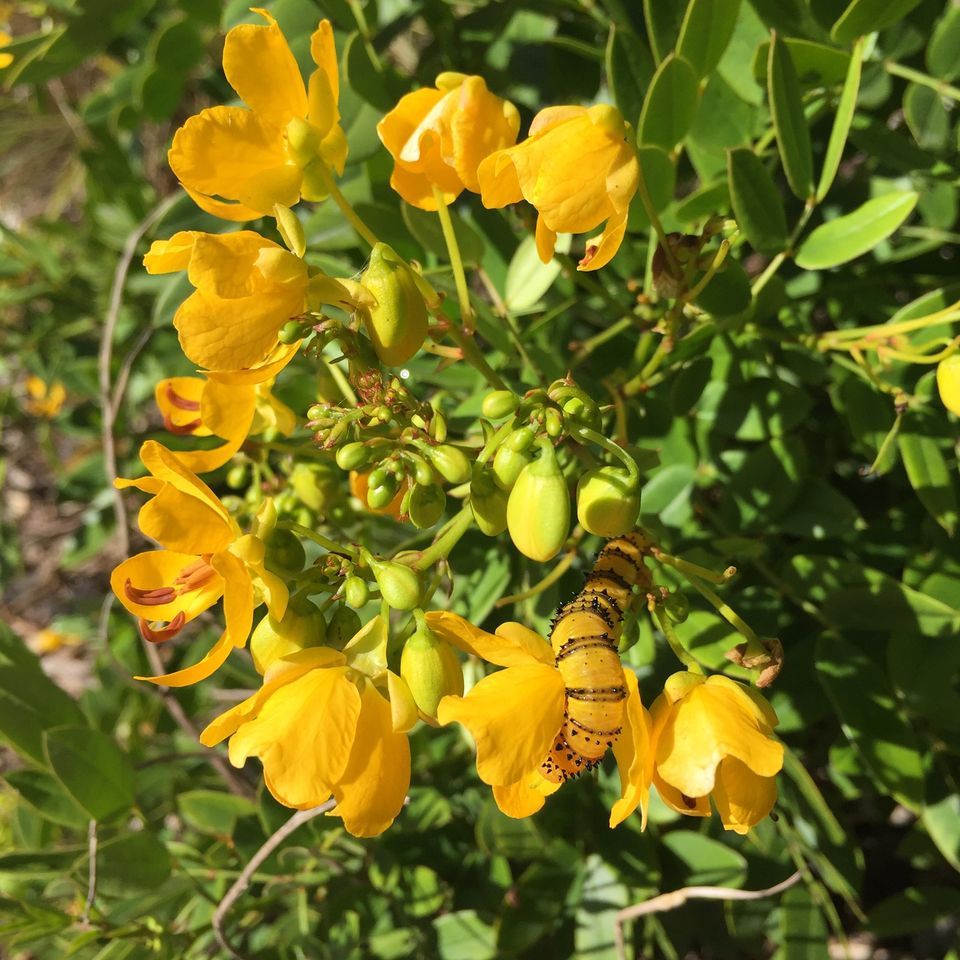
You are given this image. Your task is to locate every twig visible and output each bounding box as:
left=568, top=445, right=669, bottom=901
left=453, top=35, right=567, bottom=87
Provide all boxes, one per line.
left=212, top=802, right=336, bottom=960
left=614, top=871, right=803, bottom=960
left=81, top=819, right=97, bottom=925
left=98, top=192, right=180, bottom=556
left=110, top=323, right=155, bottom=416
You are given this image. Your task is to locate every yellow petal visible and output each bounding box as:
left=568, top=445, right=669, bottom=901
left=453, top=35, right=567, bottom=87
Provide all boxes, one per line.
left=213, top=550, right=254, bottom=649
left=609, top=668, right=653, bottom=830
left=143, top=232, right=199, bottom=274
left=378, top=88, right=446, bottom=163
left=169, top=106, right=298, bottom=215
left=437, top=663, right=565, bottom=785
left=137, top=480, right=236, bottom=554
left=204, top=342, right=300, bottom=385
left=330, top=681, right=411, bottom=836
left=476, top=149, right=523, bottom=209
left=307, top=62, right=337, bottom=135
left=136, top=627, right=235, bottom=687
left=310, top=19, right=339, bottom=109
left=528, top=104, right=589, bottom=137
left=139, top=439, right=235, bottom=526
left=707, top=675, right=780, bottom=729
left=535, top=215, right=557, bottom=265
left=493, top=771, right=561, bottom=819
left=229, top=665, right=360, bottom=808
left=202, top=378, right=257, bottom=441
left=181, top=184, right=263, bottom=223
left=111, top=549, right=223, bottom=623
left=938, top=356, right=960, bottom=415
left=578, top=207, right=628, bottom=272
left=712, top=756, right=778, bottom=834
left=425, top=611, right=550, bottom=667
left=653, top=769, right=711, bottom=818
left=319, top=123, right=349, bottom=177
left=187, top=232, right=285, bottom=299
left=386, top=670, right=419, bottom=732
left=223, top=10, right=307, bottom=126
left=155, top=377, right=211, bottom=436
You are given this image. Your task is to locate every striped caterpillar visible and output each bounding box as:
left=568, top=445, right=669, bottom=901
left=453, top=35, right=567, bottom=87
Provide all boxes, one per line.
left=540, top=532, right=652, bottom=784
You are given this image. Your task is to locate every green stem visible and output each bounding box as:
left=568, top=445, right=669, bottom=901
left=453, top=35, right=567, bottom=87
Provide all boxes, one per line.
left=683, top=236, right=735, bottom=303
left=477, top=420, right=515, bottom=465
left=345, top=0, right=383, bottom=71
left=441, top=318, right=508, bottom=390
left=653, top=606, right=704, bottom=673
left=570, top=424, right=640, bottom=484
left=635, top=152, right=679, bottom=278
left=820, top=302, right=960, bottom=343
left=432, top=188, right=476, bottom=334
left=622, top=336, right=673, bottom=397
left=277, top=521, right=358, bottom=559
left=655, top=550, right=736, bottom=585
left=412, top=504, right=474, bottom=572
left=312, top=163, right=379, bottom=248
left=496, top=549, right=578, bottom=607
left=884, top=60, right=960, bottom=102
left=685, top=574, right=761, bottom=647
left=751, top=200, right=816, bottom=297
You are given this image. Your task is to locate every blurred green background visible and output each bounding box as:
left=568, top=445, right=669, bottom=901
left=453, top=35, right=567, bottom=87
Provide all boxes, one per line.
left=2, top=0, right=960, bottom=957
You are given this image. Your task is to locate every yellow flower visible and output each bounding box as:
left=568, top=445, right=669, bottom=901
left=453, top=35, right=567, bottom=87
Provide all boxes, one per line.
left=650, top=672, right=784, bottom=835
left=33, top=627, right=83, bottom=656
left=377, top=72, right=520, bottom=210
left=155, top=346, right=298, bottom=474
left=0, top=31, right=13, bottom=69
left=111, top=440, right=288, bottom=686
left=477, top=104, right=639, bottom=271
left=937, top=355, right=960, bottom=416
left=168, top=9, right=346, bottom=221
left=428, top=611, right=652, bottom=826
left=24, top=376, right=66, bottom=418
left=200, top=618, right=412, bottom=837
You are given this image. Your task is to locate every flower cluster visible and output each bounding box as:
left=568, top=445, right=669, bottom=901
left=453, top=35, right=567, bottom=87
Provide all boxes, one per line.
left=111, top=10, right=785, bottom=840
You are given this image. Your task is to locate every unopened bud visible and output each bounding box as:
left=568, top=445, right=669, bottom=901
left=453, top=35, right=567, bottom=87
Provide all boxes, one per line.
left=470, top=463, right=508, bottom=536
left=506, top=438, right=570, bottom=561
left=425, top=444, right=471, bottom=485
left=344, top=575, right=369, bottom=608
left=367, top=555, right=423, bottom=610
left=336, top=442, right=371, bottom=471
left=249, top=599, right=325, bottom=674
left=263, top=528, right=306, bottom=578
left=278, top=319, right=303, bottom=344
left=400, top=613, right=464, bottom=720
left=663, top=591, right=690, bottom=624
left=367, top=474, right=400, bottom=510
left=937, top=356, right=960, bottom=416
left=429, top=410, right=448, bottom=443
left=408, top=483, right=446, bottom=528
left=273, top=204, right=306, bottom=258
left=360, top=243, right=429, bottom=366
left=328, top=605, right=362, bottom=649
left=576, top=465, right=640, bottom=538
left=482, top=390, right=520, bottom=420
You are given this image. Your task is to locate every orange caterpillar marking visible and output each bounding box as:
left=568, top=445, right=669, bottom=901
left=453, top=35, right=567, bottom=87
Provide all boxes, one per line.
left=540, top=532, right=652, bottom=784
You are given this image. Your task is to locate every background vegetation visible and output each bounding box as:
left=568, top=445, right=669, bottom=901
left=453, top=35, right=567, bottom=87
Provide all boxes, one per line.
left=1, top=0, right=959, bottom=957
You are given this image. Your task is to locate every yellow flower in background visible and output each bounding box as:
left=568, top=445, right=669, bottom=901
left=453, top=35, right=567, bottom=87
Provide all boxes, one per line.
left=650, top=672, right=784, bottom=835
left=377, top=73, right=520, bottom=210
left=155, top=347, right=298, bottom=474
left=169, top=10, right=346, bottom=221
left=0, top=31, right=13, bottom=69
left=428, top=611, right=652, bottom=825
left=936, top=355, right=960, bottom=415
left=33, top=627, right=83, bottom=656
left=111, top=441, right=288, bottom=686
left=24, top=376, right=66, bottom=418
left=477, top=104, right=639, bottom=271
left=201, top=618, right=412, bottom=837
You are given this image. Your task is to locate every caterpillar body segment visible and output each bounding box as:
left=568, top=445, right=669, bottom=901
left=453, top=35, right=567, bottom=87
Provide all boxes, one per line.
left=540, top=533, right=653, bottom=784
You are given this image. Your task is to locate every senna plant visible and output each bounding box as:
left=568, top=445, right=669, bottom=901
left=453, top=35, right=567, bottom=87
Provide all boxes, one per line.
left=2, top=0, right=960, bottom=957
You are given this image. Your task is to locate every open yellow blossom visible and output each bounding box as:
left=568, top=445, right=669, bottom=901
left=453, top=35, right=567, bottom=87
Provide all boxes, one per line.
left=24, top=376, right=66, bottom=418
left=155, top=344, right=298, bottom=474
left=111, top=440, right=288, bottom=686
left=378, top=73, right=520, bottom=210
left=477, top=104, right=639, bottom=271
left=169, top=10, right=346, bottom=221
left=201, top=618, right=412, bottom=837
left=428, top=611, right=652, bottom=825
left=650, top=672, right=784, bottom=835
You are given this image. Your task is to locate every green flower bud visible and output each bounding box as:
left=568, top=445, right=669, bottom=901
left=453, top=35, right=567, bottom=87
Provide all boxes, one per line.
left=664, top=591, right=690, bottom=624
left=425, top=444, right=471, bottom=485
left=328, top=605, right=362, bottom=649
left=506, top=438, right=570, bottom=562
left=249, top=599, right=325, bottom=674
left=226, top=464, right=247, bottom=490
left=360, top=243, right=429, bottom=366
left=617, top=613, right=640, bottom=653
left=408, top=483, right=446, bottom=529
left=367, top=465, right=389, bottom=489
left=336, top=441, right=371, bottom=471
left=429, top=410, right=448, bottom=442
left=263, top=528, right=306, bottom=578
left=292, top=462, right=338, bottom=512
left=470, top=463, right=508, bottom=536
left=506, top=426, right=536, bottom=452
left=367, top=556, right=422, bottom=611
left=576, top=465, right=641, bottom=538
left=344, top=575, right=369, bottom=608
left=400, top=616, right=464, bottom=719
left=492, top=442, right=529, bottom=491
left=481, top=390, right=520, bottom=420
left=278, top=319, right=304, bottom=344
left=367, top=474, right=400, bottom=510
left=413, top=457, right=437, bottom=487
left=544, top=407, right=565, bottom=437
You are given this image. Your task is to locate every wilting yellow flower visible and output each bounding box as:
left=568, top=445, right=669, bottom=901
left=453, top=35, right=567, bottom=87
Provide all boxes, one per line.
left=477, top=104, right=639, bottom=271
left=0, top=31, right=14, bottom=69
left=650, top=672, right=784, bottom=835
left=169, top=10, right=346, bottom=221
left=201, top=617, right=412, bottom=836
left=111, top=441, right=288, bottom=686
left=937, top=355, right=960, bottom=416
left=378, top=73, right=519, bottom=210
left=24, top=376, right=66, bottom=418
left=155, top=346, right=297, bottom=473
left=428, top=611, right=652, bottom=825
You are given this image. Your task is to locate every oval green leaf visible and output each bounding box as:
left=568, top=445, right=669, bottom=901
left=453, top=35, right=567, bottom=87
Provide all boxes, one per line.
left=903, top=82, right=951, bottom=153
left=753, top=38, right=851, bottom=89
left=639, top=53, right=700, bottom=151
left=818, top=37, right=864, bottom=201
left=928, top=5, right=960, bottom=81
left=676, top=0, right=741, bottom=78
left=727, top=147, right=788, bottom=254
left=795, top=191, right=918, bottom=269
left=832, top=0, right=925, bottom=44
left=898, top=426, right=959, bottom=536
left=768, top=32, right=814, bottom=200
left=605, top=26, right=654, bottom=125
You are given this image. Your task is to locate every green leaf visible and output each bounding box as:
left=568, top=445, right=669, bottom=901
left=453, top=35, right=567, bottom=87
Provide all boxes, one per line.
left=868, top=886, right=960, bottom=938
left=923, top=793, right=960, bottom=873
left=5, top=770, right=88, bottom=828
left=498, top=860, right=572, bottom=954
left=816, top=635, right=925, bottom=811
left=928, top=5, right=960, bottom=81
left=768, top=32, right=814, bottom=200
left=660, top=831, right=747, bottom=887
left=95, top=830, right=172, bottom=892
left=694, top=259, right=751, bottom=317
left=903, top=82, right=951, bottom=153
left=831, top=0, right=925, bottom=44
left=639, top=53, right=700, bottom=151
left=0, top=662, right=84, bottom=766
left=794, top=191, right=918, bottom=269
left=676, top=0, right=741, bottom=78
left=434, top=910, right=496, bottom=960
left=727, top=147, right=788, bottom=254
left=817, top=37, right=864, bottom=201
left=605, top=26, right=654, bottom=126
left=641, top=463, right=695, bottom=529
left=643, top=0, right=686, bottom=63
left=43, top=726, right=135, bottom=821
left=574, top=855, right=630, bottom=959
left=0, top=847, right=86, bottom=879
left=401, top=203, right=485, bottom=265
left=753, top=39, right=851, bottom=89
left=504, top=234, right=569, bottom=313
left=178, top=789, right=258, bottom=835
left=779, top=885, right=829, bottom=960
left=898, top=425, right=958, bottom=535
left=476, top=801, right=544, bottom=860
